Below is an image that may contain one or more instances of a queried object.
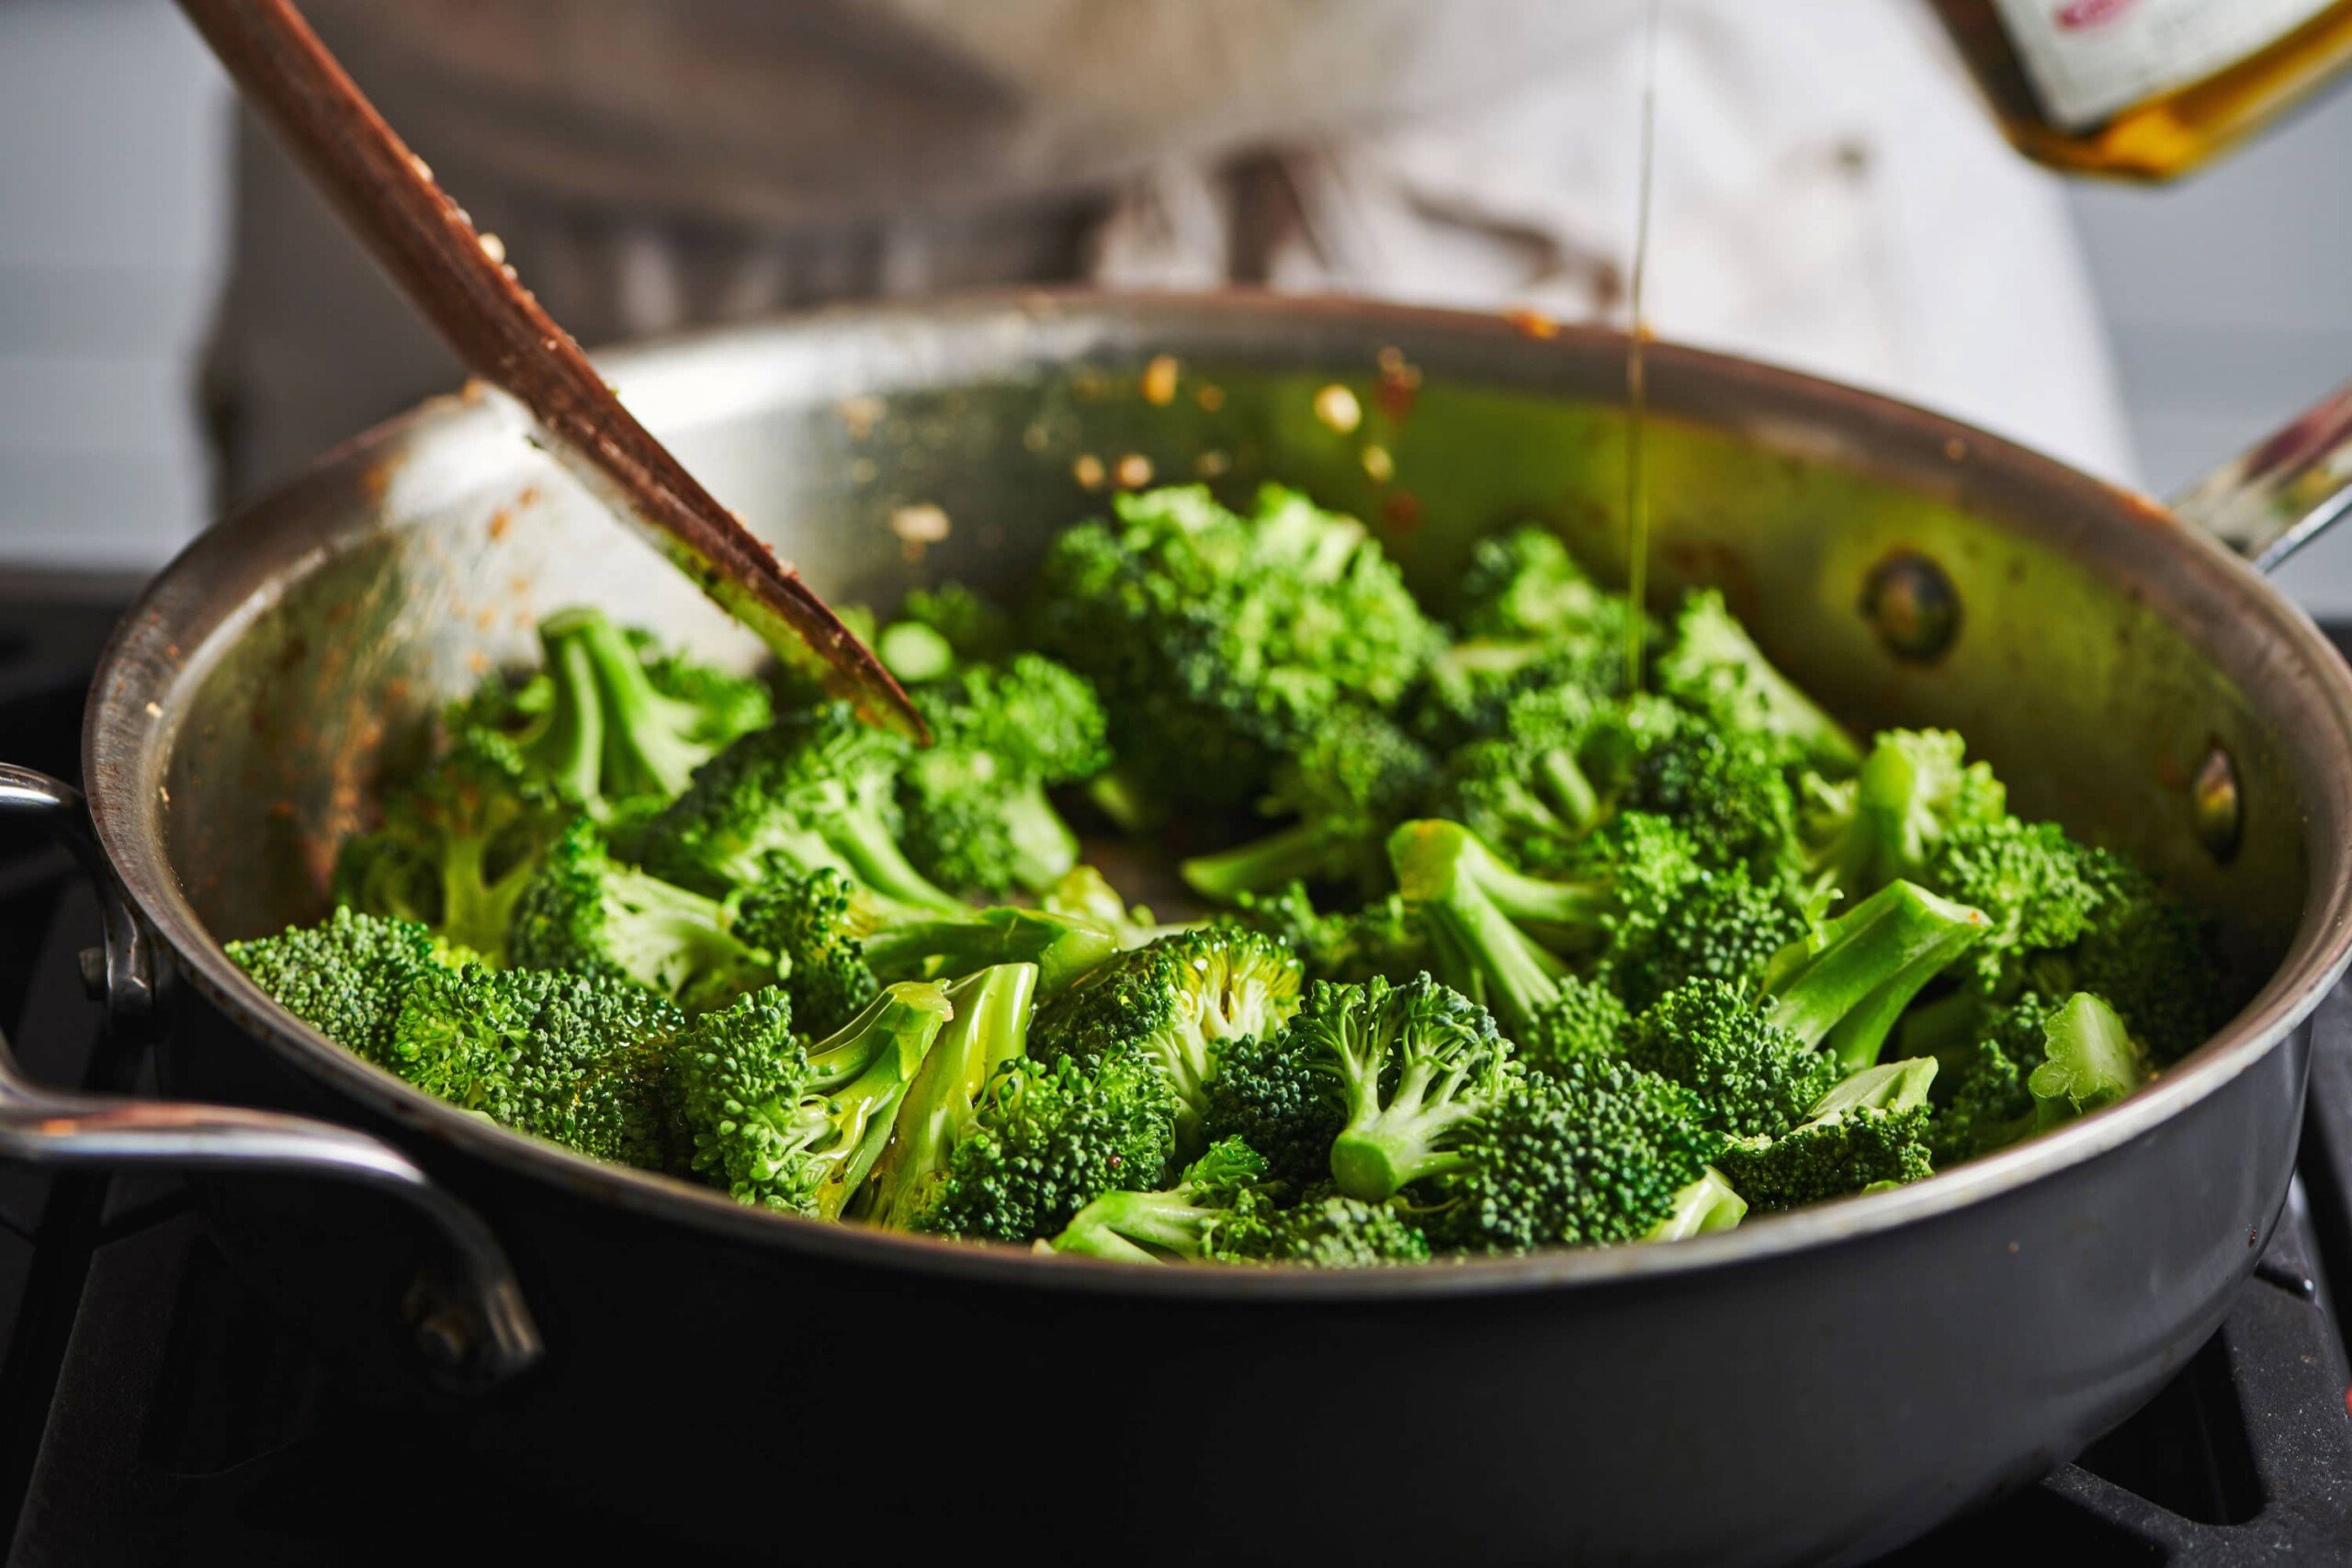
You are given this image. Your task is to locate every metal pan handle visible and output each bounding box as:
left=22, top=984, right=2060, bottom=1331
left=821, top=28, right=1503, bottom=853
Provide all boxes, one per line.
left=2169, top=382, right=2352, bottom=573
left=0, top=763, right=542, bottom=1391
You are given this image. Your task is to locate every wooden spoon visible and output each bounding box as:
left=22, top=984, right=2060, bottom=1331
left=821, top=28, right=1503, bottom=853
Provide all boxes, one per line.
left=175, top=0, right=923, bottom=739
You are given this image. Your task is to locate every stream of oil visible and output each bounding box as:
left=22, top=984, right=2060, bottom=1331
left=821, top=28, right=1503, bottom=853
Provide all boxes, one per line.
left=1623, top=0, right=1661, bottom=692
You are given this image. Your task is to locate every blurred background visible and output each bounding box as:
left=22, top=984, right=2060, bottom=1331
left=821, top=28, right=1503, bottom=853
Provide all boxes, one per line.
left=3, top=0, right=2350, bottom=604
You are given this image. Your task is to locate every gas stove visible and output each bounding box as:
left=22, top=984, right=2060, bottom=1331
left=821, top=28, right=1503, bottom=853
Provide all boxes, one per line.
left=1, top=578, right=2348, bottom=1564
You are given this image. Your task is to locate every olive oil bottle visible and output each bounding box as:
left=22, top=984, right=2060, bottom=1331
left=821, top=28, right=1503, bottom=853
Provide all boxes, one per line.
left=1930, top=0, right=2352, bottom=179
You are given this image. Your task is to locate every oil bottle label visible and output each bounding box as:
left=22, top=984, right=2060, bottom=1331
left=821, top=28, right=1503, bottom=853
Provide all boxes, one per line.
left=1991, top=0, right=2334, bottom=129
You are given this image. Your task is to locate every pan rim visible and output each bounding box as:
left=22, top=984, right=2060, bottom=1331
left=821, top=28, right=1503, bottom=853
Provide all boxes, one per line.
left=83, top=286, right=2352, bottom=1299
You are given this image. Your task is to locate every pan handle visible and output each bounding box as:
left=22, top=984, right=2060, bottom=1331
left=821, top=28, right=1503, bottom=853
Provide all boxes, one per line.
left=0, top=763, right=544, bottom=1392
left=2169, top=382, right=2352, bottom=573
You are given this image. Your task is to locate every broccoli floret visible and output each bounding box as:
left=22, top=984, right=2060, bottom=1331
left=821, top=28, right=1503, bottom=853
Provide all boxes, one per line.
left=1031, top=928, right=1305, bottom=1150
left=672, top=981, right=955, bottom=1216
left=1717, top=1058, right=1939, bottom=1213
left=899, top=653, right=1112, bottom=896
left=2039, top=856, right=2225, bottom=1063
left=1182, top=705, right=1437, bottom=902
left=1577, top=697, right=1801, bottom=879
left=635, top=702, right=960, bottom=909
left=729, top=865, right=883, bottom=1040
left=1916, top=990, right=2054, bottom=1165
left=1297, top=975, right=1518, bottom=1202
left=1408, top=639, right=1621, bottom=752
left=226, top=907, right=442, bottom=1064
left=2027, top=991, right=2151, bottom=1128
left=1800, top=730, right=2007, bottom=899
left=919, top=1053, right=1178, bottom=1243
left=898, top=581, right=1017, bottom=667
left=1516, top=971, right=1632, bottom=1070
left=1212, top=1190, right=1434, bottom=1267
left=1622, top=878, right=1984, bottom=1139
left=333, top=729, right=577, bottom=964
left=1428, top=686, right=1606, bottom=874
left=857, top=963, right=1040, bottom=1230
left=1918, top=816, right=2103, bottom=999
left=1385, top=818, right=1618, bottom=1041
left=1047, top=1137, right=1271, bottom=1262
left=508, top=819, right=776, bottom=1014
left=388, top=960, right=687, bottom=1169
left=1229, top=883, right=1430, bottom=986
left=1623, top=980, right=1842, bottom=1144
left=1600, top=863, right=1812, bottom=1017
left=1031, top=483, right=1442, bottom=807
left=1645, top=1167, right=1749, bottom=1241
left=1199, top=1027, right=1349, bottom=1187
left=1453, top=525, right=1627, bottom=643
left=456, top=608, right=769, bottom=824
left=1653, top=590, right=1860, bottom=773
left=1429, top=1056, right=1716, bottom=1253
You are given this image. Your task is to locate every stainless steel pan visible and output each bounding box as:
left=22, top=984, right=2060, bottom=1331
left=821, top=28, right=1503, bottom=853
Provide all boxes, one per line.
left=6, top=292, right=2352, bottom=1563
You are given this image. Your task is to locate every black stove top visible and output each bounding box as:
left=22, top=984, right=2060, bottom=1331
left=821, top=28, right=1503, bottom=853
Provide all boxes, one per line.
left=3, top=579, right=2350, bottom=1565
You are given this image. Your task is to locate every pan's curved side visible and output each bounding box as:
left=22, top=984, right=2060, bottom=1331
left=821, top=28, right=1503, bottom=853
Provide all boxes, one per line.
left=160, top=979, right=2306, bottom=1563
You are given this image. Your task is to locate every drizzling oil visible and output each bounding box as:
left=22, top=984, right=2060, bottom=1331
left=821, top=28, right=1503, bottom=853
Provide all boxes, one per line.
left=1623, top=0, right=1661, bottom=693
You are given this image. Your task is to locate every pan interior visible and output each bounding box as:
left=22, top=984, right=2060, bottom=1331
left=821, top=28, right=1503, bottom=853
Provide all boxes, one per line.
left=137, top=300, right=2307, bottom=1048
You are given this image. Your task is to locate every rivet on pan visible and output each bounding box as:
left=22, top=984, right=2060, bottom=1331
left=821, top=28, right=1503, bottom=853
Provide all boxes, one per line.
left=2192, top=744, right=2243, bottom=864
left=1860, top=552, right=1960, bottom=663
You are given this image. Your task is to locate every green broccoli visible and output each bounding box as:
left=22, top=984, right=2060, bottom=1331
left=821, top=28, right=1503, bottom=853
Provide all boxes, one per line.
left=861, top=904, right=1122, bottom=998
left=635, top=702, right=961, bottom=909
left=1917, top=816, right=2104, bottom=1001
left=1212, top=1190, right=1433, bottom=1267
left=387, top=960, right=686, bottom=1169
left=729, top=865, right=883, bottom=1040
left=453, top=607, right=769, bottom=824
left=672, top=981, right=955, bottom=1216
left=1799, top=730, right=2007, bottom=898
left=1046, top=1137, right=1271, bottom=1262
left=1228, top=882, right=1430, bottom=986
left=897, top=581, right=1018, bottom=667
left=1031, top=483, right=1442, bottom=808
left=1578, top=695, right=1802, bottom=880
left=1622, top=878, right=1987, bottom=1140
left=1310, top=975, right=1518, bottom=1201
left=1031, top=927, right=1305, bottom=1150
left=1427, top=686, right=1606, bottom=875
left=225, top=906, right=442, bottom=1064
left=508, top=819, right=776, bottom=1014
left=899, top=653, right=1112, bottom=896
left=1385, top=817, right=1629, bottom=1040
left=1716, top=1057, right=1939, bottom=1213
left=2035, top=857, right=2224, bottom=1063
left=1181, top=705, right=1437, bottom=902
left=1653, top=589, right=1860, bottom=773
left=1429, top=1056, right=1717, bottom=1253
left=1646, top=1167, right=1748, bottom=1242
left=2026, top=991, right=2151, bottom=1129
left=1513, top=972, right=1631, bottom=1068
left=1598, top=863, right=1812, bottom=1018
left=857, top=963, right=1040, bottom=1231
left=332, top=728, right=576, bottom=964
left=919, top=1052, right=1178, bottom=1243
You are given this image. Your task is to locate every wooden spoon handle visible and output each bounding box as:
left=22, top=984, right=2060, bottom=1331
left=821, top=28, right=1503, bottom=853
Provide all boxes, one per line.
left=175, top=0, right=922, bottom=739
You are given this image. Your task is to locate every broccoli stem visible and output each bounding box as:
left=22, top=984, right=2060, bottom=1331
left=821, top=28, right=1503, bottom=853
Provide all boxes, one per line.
left=527, top=626, right=608, bottom=804
left=1182, top=821, right=1345, bottom=904
left=1049, top=1188, right=1221, bottom=1261
left=1329, top=1052, right=1481, bottom=1201
left=862, top=908, right=1120, bottom=998
left=1534, top=750, right=1602, bottom=836
left=993, top=781, right=1084, bottom=893
left=831, top=814, right=968, bottom=915
left=1762, top=881, right=1989, bottom=1070
left=802, top=984, right=957, bottom=1218
left=858, top=963, right=1038, bottom=1230
left=556, top=607, right=711, bottom=802
left=1645, top=1167, right=1748, bottom=1241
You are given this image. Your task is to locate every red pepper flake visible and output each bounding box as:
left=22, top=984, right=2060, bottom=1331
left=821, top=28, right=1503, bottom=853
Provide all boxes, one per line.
left=1382, top=491, right=1425, bottom=533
